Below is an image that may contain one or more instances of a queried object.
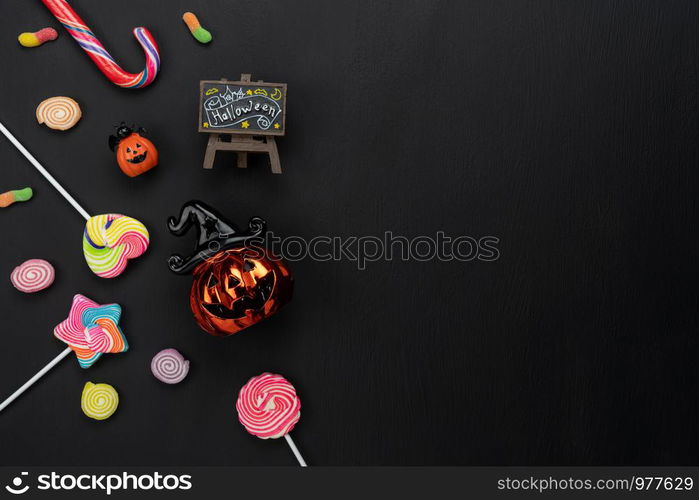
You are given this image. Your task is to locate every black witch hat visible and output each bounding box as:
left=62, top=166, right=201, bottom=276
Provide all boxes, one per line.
left=167, top=201, right=266, bottom=274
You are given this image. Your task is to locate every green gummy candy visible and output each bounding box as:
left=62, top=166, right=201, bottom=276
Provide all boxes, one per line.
left=13, top=187, right=32, bottom=202
left=193, top=27, right=212, bottom=44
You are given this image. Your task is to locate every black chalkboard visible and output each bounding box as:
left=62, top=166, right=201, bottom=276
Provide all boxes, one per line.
left=199, top=79, right=287, bottom=135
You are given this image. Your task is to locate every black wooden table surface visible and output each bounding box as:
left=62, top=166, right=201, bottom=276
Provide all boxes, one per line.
left=0, top=0, right=697, bottom=465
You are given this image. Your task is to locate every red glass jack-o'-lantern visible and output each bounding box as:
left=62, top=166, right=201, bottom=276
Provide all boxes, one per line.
left=168, top=201, right=293, bottom=336
left=108, top=123, right=159, bottom=177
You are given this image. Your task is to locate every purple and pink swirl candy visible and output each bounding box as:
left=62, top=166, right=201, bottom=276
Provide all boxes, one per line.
left=151, top=349, right=190, bottom=384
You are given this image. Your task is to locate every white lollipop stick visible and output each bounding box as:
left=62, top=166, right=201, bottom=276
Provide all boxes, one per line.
left=0, top=347, right=72, bottom=412
left=0, top=121, right=90, bottom=220
left=284, top=434, right=307, bottom=467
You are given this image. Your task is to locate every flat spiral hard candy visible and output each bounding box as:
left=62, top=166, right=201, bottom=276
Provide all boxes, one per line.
left=36, top=96, right=81, bottom=130
left=81, top=382, right=119, bottom=420
left=83, top=214, right=149, bottom=278
left=151, top=349, right=190, bottom=384
left=10, top=259, right=55, bottom=293
left=236, top=373, right=301, bottom=439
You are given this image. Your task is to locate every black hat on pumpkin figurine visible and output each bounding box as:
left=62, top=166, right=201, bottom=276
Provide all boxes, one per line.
left=168, top=201, right=293, bottom=336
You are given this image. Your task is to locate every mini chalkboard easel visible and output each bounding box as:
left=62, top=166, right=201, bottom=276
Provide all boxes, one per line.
left=199, top=74, right=287, bottom=174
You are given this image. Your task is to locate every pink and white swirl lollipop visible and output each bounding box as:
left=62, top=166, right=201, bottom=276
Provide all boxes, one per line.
left=151, top=349, right=190, bottom=384
left=236, top=373, right=306, bottom=466
left=10, top=259, right=55, bottom=293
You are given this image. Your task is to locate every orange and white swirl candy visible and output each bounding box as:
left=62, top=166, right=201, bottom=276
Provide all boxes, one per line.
left=236, top=373, right=301, bottom=439
left=36, top=96, right=82, bottom=130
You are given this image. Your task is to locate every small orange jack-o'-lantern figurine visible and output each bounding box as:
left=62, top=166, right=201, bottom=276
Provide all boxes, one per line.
left=108, top=123, right=159, bottom=177
left=168, top=201, right=293, bottom=336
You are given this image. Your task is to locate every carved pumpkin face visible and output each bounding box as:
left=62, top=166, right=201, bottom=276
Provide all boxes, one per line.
left=116, top=133, right=158, bottom=177
left=190, top=248, right=293, bottom=336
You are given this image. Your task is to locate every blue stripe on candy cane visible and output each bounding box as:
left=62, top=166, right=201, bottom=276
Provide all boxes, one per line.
left=119, top=71, right=142, bottom=89
left=61, top=22, right=116, bottom=63
left=76, top=40, right=116, bottom=63
left=131, top=73, right=147, bottom=88
left=63, top=24, right=96, bottom=38
left=76, top=40, right=113, bottom=60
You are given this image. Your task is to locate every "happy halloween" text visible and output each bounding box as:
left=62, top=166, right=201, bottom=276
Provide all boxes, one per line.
left=206, top=98, right=280, bottom=128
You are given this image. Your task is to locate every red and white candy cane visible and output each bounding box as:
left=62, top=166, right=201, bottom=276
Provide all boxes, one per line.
left=40, top=0, right=160, bottom=89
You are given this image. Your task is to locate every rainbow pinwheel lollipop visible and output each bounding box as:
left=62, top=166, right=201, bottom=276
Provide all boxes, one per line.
left=0, top=294, right=128, bottom=412
left=54, top=294, right=128, bottom=368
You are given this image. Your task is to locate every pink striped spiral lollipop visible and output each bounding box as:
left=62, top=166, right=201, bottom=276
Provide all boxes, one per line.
left=10, top=259, right=55, bottom=293
left=236, top=373, right=301, bottom=439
